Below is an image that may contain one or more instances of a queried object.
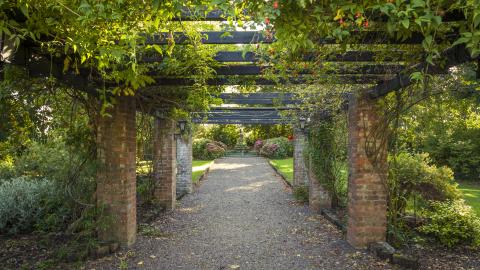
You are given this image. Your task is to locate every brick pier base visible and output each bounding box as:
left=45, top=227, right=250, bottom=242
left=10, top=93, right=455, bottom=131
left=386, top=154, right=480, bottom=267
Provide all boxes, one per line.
left=293, top=128, right=308, bottom=188
left=176, top=133, right=193, bottom=197
left=153, top=117, right=177, bottom=210
left=346, top=93, right=388, bottom=248
left=96, top=97, right=137, bottom=246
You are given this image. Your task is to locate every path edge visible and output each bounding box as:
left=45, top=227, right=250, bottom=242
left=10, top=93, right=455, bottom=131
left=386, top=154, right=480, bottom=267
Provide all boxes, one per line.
left=267, top=158, right=293, bottom=188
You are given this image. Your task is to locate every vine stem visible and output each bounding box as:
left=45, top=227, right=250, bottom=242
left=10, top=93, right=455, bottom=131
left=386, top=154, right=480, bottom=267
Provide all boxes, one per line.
left=55, top=1, right=81, bottom=17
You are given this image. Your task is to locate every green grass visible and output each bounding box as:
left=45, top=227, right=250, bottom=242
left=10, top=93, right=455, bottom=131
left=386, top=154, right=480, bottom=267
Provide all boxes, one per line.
left=458, top=181, right=480, bottom=216
left=269, top=158, right=293, bottom=183
left=192, top=160, right=214, bottom=183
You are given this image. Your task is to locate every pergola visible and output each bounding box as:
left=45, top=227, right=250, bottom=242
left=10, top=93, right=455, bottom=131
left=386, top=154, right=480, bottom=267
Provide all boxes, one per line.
left=1, top=8, right=476, bottom=249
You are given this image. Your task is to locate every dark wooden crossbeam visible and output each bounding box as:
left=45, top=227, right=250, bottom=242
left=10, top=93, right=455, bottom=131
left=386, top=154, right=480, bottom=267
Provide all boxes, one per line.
left=192, top=107, right=296, bottom=123
left=368, top=44, right=473, bottom=99
left=146, top=31, right=457, bottom=45
left=152, top=74, right=389, bottom=85
left=173, top=9, right=230, bottom=21
left=218, top=92, right=298, bottom=104
left=140, top=50, right=410, bottom=63
left=192, top=106, right=295, bottom=124
left=214, top=64, right=405, bottom=75
left=175, top=9, right=464, bottom=23
left=146, top=31, right=273, bottom=45
left=209, top=107, right=293, bottom=111
left=192, top=118, right=289, bottom=124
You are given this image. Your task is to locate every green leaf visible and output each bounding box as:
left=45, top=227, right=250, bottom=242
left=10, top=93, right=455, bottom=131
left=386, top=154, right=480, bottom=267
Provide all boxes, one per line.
left=401, top=19, right=410, bottom=29
left=411, top=0, right=425, bottom=8
left=410, top=71, right=423, bottom=82
left=452, top=36, right=471, bottom=47
left=474, top=13, right=480, bottom=28
left=152, top=44, right=163, bottom=55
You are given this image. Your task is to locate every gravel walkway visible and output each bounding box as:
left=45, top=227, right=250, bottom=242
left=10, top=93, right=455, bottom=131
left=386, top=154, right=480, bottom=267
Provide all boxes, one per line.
left=87, top=157, right=392, bottom=270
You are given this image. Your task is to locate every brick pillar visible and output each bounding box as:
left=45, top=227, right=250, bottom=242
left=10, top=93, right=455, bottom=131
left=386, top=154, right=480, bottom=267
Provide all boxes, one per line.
left=346, top=93, right=388, bottom=248
left=308, top=157, right=332, bottom=212
left=176, top=133, right=193, bottom=198
left=153, top=117, right=177, bottom=210
left=96, top=97, right=137, bottom=246
left=293, top=128, right=308, bottom=188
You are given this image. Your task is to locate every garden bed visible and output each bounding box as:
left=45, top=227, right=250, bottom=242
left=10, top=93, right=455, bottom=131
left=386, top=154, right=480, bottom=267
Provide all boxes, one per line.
left=322, top=207, right=480, bottom=269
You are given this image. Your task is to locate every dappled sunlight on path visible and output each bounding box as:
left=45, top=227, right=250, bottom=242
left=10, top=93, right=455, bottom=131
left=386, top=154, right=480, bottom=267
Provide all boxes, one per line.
left=87, top=157, right=392, bottom=270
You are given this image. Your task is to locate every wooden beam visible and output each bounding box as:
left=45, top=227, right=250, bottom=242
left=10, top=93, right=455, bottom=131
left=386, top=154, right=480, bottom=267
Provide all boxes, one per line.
left=218, top=92, right=298, bottom=104
left=140, top=50, right=410, bottom=63
left=192, top=118, right=289, bottom=124
left=152, top=75, right=389, bottom=85
left=173, top=9, right=230, bottom=21
left=213, top=64, right=405, bottom=75
left=146, top=31, right=273, bottom=45
left=146, top=31, right=457, bottom=45
left=209, top=107, right=293, bottom=111
left=368, top=44, right=473, bottom=99
left=175, top=9, right=464, bottom=23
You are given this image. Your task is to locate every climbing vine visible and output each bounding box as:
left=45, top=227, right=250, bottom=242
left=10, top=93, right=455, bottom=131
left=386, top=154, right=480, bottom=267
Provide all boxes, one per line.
left=306, top=114, right=348, bottom=207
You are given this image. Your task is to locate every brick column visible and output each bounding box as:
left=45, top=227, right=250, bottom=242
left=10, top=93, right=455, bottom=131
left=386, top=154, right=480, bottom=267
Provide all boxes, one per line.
left=308, top=157, right=332, bottom=212
left=96, top=97, right=137, bottom=246
left=153, top=117, right=177, bottom=210
left=346, top=93, right=388, bottom=248
left=293, top=127, right=308, bottom=188
left=176, top=133, right=193, bottom=198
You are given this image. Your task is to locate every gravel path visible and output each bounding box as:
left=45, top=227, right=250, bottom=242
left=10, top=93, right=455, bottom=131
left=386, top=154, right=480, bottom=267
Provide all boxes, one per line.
left=87, top=157, right=392, bottom=270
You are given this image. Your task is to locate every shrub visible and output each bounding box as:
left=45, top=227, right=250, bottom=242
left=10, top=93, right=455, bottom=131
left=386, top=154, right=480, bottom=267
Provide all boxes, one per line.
left=388, top=152, right=460, bottom=212
left=205, top=125, right=239, bottom=148
left=253, top=139, right=263, bottom=154
left=419, top=200, right=480, bottom=247
left=0, top=156, right=16, bottom=179
left=0, top=177, right=62, bottom=234
left=260, top=137, right=293, bottom=159
left=15, top=140, right=70, bottom=181
left=388, top=152, right=464, bottom=246
left=243, top=125, right=293, bottom=146
left=193, top=138, right=226, bottom=160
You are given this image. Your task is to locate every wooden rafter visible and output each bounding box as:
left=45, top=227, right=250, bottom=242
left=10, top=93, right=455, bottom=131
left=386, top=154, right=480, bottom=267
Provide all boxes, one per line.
left=367, top=44, right=474, bottom=99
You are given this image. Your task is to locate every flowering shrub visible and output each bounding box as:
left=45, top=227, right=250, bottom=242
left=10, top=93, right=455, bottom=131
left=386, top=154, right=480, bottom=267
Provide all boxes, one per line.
left=193, top=138, right=226, bottom=160
left=206, top=142, right=225, bottom=156
left=260, top=143, right=279, bottom=157
left=260, top=137, right=293, bottom=159
left=254, top=139, right=264, bottom=154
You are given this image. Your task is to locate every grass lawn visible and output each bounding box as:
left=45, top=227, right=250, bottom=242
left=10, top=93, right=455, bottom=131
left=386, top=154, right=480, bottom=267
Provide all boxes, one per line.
left=192, top=160, right=214, bottom=183
left=269, top=158, right=293, bottom=184
left=458, top=181, right=480, bottom=216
